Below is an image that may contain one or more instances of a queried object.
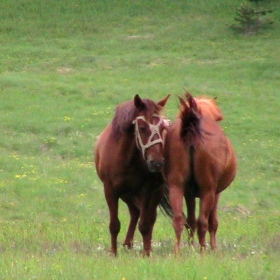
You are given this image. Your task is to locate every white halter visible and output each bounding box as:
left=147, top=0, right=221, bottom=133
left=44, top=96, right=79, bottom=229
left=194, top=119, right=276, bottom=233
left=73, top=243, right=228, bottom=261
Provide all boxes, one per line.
left=133, top=114, right=169, bottom=159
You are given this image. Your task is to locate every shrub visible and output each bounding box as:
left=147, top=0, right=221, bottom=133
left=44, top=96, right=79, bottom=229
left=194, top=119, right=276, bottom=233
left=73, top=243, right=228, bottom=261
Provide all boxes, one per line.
left=232, top=0, right=274, bottom=35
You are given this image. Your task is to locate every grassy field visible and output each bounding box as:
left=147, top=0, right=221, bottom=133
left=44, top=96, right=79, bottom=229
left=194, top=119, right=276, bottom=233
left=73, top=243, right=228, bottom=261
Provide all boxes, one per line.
left=1, top=0, right=280, bottom=279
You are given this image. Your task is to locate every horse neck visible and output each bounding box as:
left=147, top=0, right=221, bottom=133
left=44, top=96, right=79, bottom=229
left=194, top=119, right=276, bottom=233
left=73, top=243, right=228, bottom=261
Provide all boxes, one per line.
left=117, top=133, right=142, bottom=165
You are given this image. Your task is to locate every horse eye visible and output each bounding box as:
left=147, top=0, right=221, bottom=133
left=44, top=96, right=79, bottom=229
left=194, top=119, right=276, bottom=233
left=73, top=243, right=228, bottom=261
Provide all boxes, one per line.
left=139, top=126, right=147, bottom=133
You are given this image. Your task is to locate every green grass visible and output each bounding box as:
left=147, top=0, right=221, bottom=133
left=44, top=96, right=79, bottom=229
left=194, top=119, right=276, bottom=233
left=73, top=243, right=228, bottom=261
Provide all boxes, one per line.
left=0, top=0, right=280, bottom=278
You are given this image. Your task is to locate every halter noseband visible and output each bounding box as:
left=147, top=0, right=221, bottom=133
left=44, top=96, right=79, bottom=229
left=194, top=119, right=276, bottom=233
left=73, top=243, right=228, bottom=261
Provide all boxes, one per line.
left=133, top=114, right=169, bottom=159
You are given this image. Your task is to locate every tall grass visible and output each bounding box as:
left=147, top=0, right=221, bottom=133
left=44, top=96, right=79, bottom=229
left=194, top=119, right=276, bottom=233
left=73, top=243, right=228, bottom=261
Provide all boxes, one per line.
left=0, top=0, right=280, bottom=278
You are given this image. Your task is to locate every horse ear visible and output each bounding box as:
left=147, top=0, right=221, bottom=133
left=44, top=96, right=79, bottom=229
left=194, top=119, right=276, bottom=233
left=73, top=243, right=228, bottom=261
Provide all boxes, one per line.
left=186, top=92, right=196, bottom=109
left=157, top=94, right=171, bottom=107
left=134, top=94, right=146, bottom=111
left=179, top=96, right=186, bottom=106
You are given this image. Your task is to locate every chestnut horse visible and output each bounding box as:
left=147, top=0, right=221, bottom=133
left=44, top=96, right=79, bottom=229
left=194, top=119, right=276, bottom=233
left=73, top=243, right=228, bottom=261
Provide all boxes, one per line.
left=163, top=93, right=237, bottom=254
left=94, top=94, right=170, bottom=256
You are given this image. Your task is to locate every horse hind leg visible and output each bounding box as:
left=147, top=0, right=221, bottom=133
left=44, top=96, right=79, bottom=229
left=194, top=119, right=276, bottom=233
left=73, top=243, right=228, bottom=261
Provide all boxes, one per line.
left=105, top=192, right=120, bottom=256
left=184, top=194, right=197, bottom=246
left=121, top=196, right=140, bottom=249
left=208, top=193, right=220, bottom=250
left=197, top=191, right=215, bottom=253
left=169, top=185, right=185, bottom=255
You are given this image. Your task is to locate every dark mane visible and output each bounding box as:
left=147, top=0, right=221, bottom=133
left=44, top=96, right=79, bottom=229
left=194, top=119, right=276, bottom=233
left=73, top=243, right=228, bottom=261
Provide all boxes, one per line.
left=112, top=98, right=160, bottom=138
left=180, top=93, right=202, bottom=145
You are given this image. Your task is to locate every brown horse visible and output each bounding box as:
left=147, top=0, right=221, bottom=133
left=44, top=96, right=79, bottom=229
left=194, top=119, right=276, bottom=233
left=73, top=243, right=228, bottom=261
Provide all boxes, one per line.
left=162, top=92, right=237, bottom=254
left=94, top=94, right=170, bottom=256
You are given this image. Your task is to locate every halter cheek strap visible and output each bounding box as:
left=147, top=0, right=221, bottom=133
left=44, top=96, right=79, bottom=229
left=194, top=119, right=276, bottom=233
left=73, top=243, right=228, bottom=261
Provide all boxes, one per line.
left=133, top=115, right=169, bottom=159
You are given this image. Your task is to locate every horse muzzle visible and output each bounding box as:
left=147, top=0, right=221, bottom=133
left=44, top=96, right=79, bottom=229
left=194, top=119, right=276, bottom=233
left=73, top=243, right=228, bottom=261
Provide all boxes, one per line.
left=147, top=158, right=164, bottom=173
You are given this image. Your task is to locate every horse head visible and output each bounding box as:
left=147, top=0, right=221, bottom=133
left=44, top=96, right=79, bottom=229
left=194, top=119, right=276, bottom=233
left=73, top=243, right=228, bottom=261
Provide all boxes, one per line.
left=133, top=94, right=170, bottom=172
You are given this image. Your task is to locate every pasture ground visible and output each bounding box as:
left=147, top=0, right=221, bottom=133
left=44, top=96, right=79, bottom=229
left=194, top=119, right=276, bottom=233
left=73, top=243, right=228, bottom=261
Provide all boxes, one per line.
left=0, top=0, right=280, bottom=279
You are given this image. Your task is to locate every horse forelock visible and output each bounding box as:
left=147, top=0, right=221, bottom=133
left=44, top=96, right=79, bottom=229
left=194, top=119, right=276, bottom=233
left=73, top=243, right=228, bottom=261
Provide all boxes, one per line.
left=112, top=99, right=162, bottom=138
left=140, top=99, right=163, bottom=119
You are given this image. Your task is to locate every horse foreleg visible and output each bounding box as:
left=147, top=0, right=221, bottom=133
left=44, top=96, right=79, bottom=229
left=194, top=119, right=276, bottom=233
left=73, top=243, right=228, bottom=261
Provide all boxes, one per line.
left=138, top=190, right=162, bottom=257
left=184, top=194, right=196, bottom=246
left=105, top=192, right=120, bottom=256
left=122, top=197, right=140, bottom=249
left=208, top=193, right=220, bottom=250
left=197, top=191, right=215, bottom=253
left=169, top=185, right=184, bottom=255
left=138, top=204, right=157, bottom=257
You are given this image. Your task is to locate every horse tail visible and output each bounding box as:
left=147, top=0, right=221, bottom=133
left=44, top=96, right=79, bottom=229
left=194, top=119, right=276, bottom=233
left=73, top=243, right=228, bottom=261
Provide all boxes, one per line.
left=159, top=182, right=173, bottom=218
left=179, top=92, right=202, bottom=145
left=159, top=183, right=188, bottom=223
left=160, top=93, right=201, bottom=220
left=180, top=93, right=201, bottom=197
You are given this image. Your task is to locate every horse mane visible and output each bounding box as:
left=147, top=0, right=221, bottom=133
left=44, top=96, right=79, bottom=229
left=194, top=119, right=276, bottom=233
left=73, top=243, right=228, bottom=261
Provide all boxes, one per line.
left=179, top=93, right=224, bottom=143
left=193, top=96, right=223, bottom=121
left=112, top=98, right=161, bottom=138
left=179, top=93, right=202, bottom=144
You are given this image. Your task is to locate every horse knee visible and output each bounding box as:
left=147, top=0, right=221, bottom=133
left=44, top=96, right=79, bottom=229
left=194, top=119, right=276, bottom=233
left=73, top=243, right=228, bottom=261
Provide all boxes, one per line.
left=110, top=219, right=120, bottom=235
left=197, top=217, right=208, bottom=235
left=138, top=222, right=151, bottom=236
left=139, top=209, right=157, bottom=236
left=186, top=217, right=197, bottom=231
left=209, top=219, right=218, bottom=233
left=173, top=215, right=185, bottom=235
